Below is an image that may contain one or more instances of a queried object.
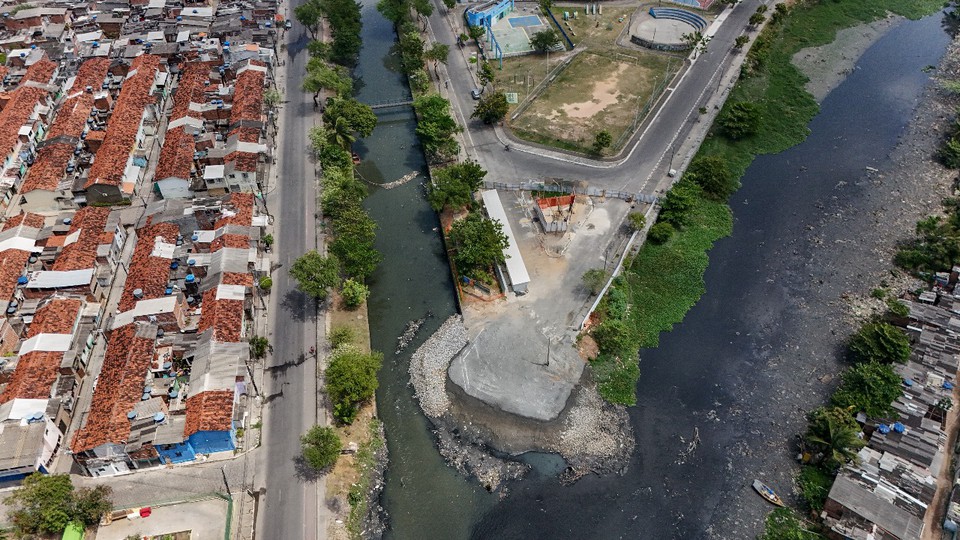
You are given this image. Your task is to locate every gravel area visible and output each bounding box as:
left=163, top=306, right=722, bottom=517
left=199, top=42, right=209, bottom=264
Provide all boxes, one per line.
left=408, top=315, right=465, bottom=418
left=556, top=385, right=635, bottom=478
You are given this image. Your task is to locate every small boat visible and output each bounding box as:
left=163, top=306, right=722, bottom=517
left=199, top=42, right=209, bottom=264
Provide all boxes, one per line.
left=352, top=152, right=361, bottom=165
left=752, top=479, right=785, bottom=507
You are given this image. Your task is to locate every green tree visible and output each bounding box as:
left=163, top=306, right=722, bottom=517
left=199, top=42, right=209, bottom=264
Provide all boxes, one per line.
left=324, top=97, right=378, bottom=138
left=424, top=43, right=450, bottom=74
left=683, top=155, right=738, bottom=200
left=831, top=362, right=903, bottom=418
left=531, top=29, right=561, bottom=53
left=471, top=91, right=509, bottom=124
left=326, top=347, right=383, bottom=423
left=749, top=12, right=765, bottom=27
left=399, top=31, right=425, bottom=74
left=330, top=205, right=381, bottom=280
left=849, top=322, right=911, bottom=364
left=448, top=213, right=509, bottom=276
left=290, top=251, right=342, bottom=299
left=719, top=101, right=761, bottom=140
left=303, top=59, right=352, bottom=102
left=250, top=336, right=269, bottom=359
left=582, top=268, right=608, bottom=295
left=593, top=130, right=613, bottom=155
left=940, top=136, right=960, bottom=168
left=468, top=25, right=485, bottom=43
left=538, top=0, right=553, bottom=11
left=478, top=61, right=496, bottom=89
left=414, top=94, right=461, bottom=162
left=442, top=0, right=455, bottom=9
left=647, top=222, right=675, bottom=244
left=264, top=88, right=283, bottom=109
left=295, top=0, right=324, bottom=38
left=376, top=0, right=405, bottom=23
left=658, top=179, right=700, bottom=228
left=341, top=278, right=370, bottom=308
left=300, top=426, right=342, bottom=470
left=327, top=115, right=357, bottom=150
left=734, top=35, right=749, bottom=50
left=805, top=407, right=865, bottom=471
left=413, top=0, right=434, bottom=20
left=592, top=318, right=633, bottom=356
left=427, top=161, right=487, bottom=211
left=796, top=465, right=834, bottom=513
left=307, top=40, right=331, bottom=59
left=627, top=212, right=646, bottom=232
left=5, top=475, right=112, bottom=537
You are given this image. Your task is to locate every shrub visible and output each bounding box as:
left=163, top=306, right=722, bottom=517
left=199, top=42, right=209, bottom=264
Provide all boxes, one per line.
left=592, top=318, right=632, bottom=356
left=301, top=425, right=342, bottom=470
left=658, top=179, right=700, bottom=227
left=258, top=276, right=273, bottom=290
left=341, top=279, right=370, bottom=308
left=326, top=347, right=383, bottom=424
left=796, top=465, right=834, bottom=513
left=848, top=322, right=911, bottom=364
left=627, top=212, right=646, bottom=232
left=940, top=137, right=960, bottom=169
left=249, top=336, right=269, bottom=359
left=329, top=326, right=356, bottom=349
left=648, top=222, right=675, bottom=244
left=582, top=268, right=608, bottom=295
left=684, top=155, right=738, bottom=200
left=719, top=101, right=761, bottom=140
left=831, top=361, right=903, bottom=418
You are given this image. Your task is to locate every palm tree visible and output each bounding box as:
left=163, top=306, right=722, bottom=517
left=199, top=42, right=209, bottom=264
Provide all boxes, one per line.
left=805, top=407, right=865, bottom=471
left=326, top=116, right=356, bottom=150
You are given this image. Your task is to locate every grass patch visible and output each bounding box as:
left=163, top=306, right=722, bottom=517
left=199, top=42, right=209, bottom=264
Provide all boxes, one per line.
left=796, top=464, right=835, bottom=514
left=759, top=508, right=826, bottom=540
left=346, top=418, right=385, bottom=538
left=587, top=0, right=944, bottom=405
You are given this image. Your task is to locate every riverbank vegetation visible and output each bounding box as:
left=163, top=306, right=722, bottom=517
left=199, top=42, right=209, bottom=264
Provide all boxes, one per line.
left=587, top=0, right=946, bottom=407
left=295, top=0, right=363, bottom=66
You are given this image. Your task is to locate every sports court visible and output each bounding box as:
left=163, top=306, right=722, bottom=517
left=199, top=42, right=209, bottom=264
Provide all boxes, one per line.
left=489, top=11, right=549, bottom=56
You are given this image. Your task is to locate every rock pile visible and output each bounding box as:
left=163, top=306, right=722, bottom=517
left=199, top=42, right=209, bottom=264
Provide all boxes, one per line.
left=408, top=315, right=467, bottom=418
left=557, top=385, right=635, bottom=476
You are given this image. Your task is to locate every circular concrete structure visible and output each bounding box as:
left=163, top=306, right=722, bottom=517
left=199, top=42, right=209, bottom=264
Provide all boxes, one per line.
left=630, top=8, right=707, bottom=51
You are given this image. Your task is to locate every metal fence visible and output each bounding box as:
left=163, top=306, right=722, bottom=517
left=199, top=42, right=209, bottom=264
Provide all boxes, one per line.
left=483, top=180, right=658, bottom=204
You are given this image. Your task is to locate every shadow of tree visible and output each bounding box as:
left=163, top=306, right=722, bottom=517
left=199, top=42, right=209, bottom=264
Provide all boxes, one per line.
left=293, top=455, right=330, bottom=483
left=280, top=288, right=316, bottom=323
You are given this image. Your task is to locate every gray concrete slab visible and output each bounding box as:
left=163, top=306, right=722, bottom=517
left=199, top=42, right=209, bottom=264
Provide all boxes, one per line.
left=94, top=497, right=228, bottom=540
left=449, top=192, right=632, bottom=421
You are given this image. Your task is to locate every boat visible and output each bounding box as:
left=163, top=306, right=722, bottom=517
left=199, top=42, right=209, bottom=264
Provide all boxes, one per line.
left=352, top=152, right=361, bottom=165
left=752, top=479, right=785, bottom=507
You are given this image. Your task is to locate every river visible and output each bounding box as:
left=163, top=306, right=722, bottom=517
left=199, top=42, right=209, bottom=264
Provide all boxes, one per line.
left=355, top=6, right=952, bottom=540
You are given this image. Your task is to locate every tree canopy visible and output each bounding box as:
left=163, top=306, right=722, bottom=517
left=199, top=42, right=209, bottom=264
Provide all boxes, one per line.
left=683, top=155, right=738, bottom=200
left=324, top=97, right=378, bottom=139
left=5, top=474, right=112, bottom=537
left=424, top=43, right=450, bottom=68
left=414, top=94, right=461, bottom=162
left=831, top=361, right=903, bottom=418
left=805, top=407, right=865, bottom=471
left=326, top=346, right=383, bottom=423
left=427, top=161, right=487, bottom=211
left=719, top=101, right=761, bottom=140
left=658, top=178, right=700, bottom=228
left=330, top=205, right=382, bottom=280
left=448, top=213, right=509, bottom=277
left=471, top=92, right=509, bottom=125
left=848, top=322, right=911, bottom=364
left=593, top=130, right=613, bottom=154
left=531, top=29, right=561, bottom=52
left=303, top=59, right=352, bottom=99
left=301, top=425, right=342, bottom=470
left=290, top=251, right=342, bottom=299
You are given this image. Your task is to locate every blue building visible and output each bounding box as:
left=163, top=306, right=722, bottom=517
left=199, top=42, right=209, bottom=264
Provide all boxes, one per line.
left=465, top=0, right=513, bottom=28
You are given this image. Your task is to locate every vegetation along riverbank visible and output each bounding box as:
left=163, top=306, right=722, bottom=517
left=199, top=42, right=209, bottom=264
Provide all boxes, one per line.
left=586, top=0, right=948, bottom=406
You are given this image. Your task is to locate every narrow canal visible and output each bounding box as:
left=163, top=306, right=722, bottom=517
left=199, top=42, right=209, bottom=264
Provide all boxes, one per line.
left=354, top=7, right=953, bottom=540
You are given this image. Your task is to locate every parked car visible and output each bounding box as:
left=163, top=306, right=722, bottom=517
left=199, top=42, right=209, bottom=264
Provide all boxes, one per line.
left=471, top=88, right=481, bottom=100
left=285, top=20, right=293, bottom=29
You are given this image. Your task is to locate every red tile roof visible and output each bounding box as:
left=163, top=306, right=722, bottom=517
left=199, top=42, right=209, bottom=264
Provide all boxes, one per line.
left=0, top=85, right=48, bottom=161
left=0, top=297, right=81, bottom=404
left=71, top=323, right=156, bottom=453
left=154, top=126, right=194, bottom=181
left=52, top=207, right=110, bottom=271
left=118, top=221, right=178, bottom=312
left=23, top=59, right=111, bottom=193
left=21, top=143, right=73, bottom=192
left=214, top=192, right=254, bottom=228
left=85, top=55, right=161, bottom=190
left=23, top=57, right=56, bottom=84
left=0, top=250, right=30, bottom=305
left=3, top=212, right=44, bottom=231
left=221, top=271, right=253, bottom=287
left=184, top=390, right=234, bottom=436
left=229, top=67, right=264, bottom=133
left=224, top=151, right=258, bottom=173
left=197, top=287, right=244, bottom=342
left=210, top=233, right=249, bottom=251
left=230, top=126, right=260, bottom=145
left=169, top=61, right=213, bottom=123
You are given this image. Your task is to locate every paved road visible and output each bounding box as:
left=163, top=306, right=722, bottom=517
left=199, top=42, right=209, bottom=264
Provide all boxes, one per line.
left=259, top=7, right=327, bottom=540
left=428, top=0, right=770, bottom=194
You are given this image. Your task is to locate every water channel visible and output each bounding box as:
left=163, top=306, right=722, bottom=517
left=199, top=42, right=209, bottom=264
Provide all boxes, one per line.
left=353, top=5, right=952, bottom=539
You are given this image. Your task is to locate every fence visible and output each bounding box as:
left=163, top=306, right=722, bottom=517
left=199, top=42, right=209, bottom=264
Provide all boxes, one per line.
left=510, top=50, right=582, bottom=120
left=613, top=58, right=677, bottom=150
left=483, top=180, right=658, bottom=204
left=543, top=5, right=575, bottom=49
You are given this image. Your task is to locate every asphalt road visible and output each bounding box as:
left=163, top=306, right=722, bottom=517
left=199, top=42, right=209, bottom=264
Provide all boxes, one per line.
left=429, top=0, right=770, bottom=194
left=259, top=9, right=327, bottom=540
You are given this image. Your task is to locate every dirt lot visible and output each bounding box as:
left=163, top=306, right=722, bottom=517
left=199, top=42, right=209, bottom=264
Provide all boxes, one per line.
left=498, top=3, right=680, bottom=153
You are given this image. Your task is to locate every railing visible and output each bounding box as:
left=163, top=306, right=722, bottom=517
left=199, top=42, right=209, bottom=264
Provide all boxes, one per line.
left=483, top=179, right=658, bottom=204
left=367, top=99, right=414, bottom=110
